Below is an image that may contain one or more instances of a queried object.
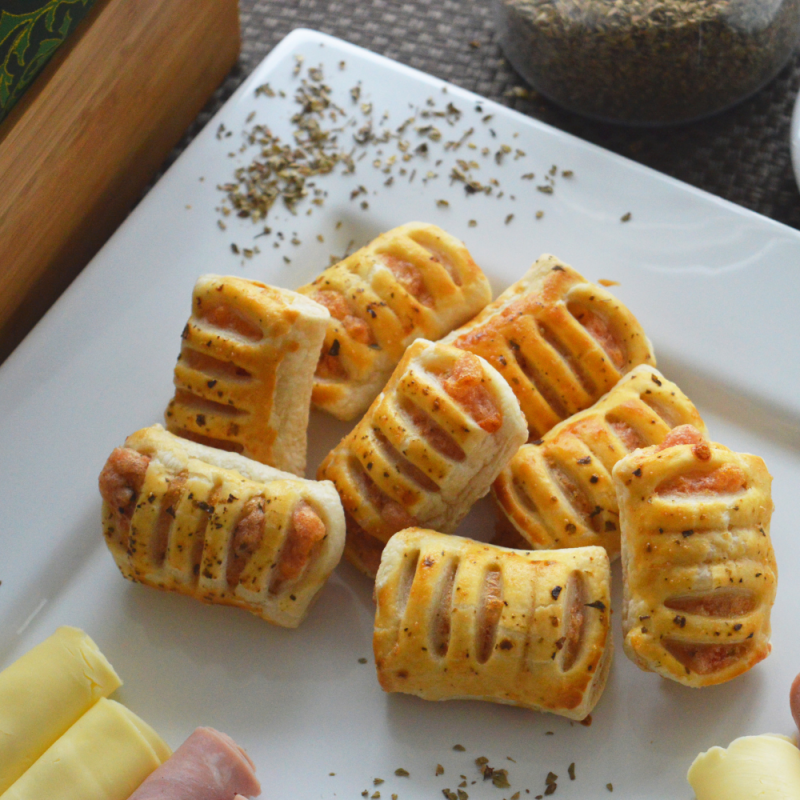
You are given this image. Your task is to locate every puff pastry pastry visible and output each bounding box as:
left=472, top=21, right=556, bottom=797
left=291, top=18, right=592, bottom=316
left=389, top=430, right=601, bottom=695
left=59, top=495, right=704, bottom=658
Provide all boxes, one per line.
left=317, top=339, right=527, bottom=577
left=441, top=254, right=655, bottom=439
left=373, top=528, right=612, bottom=719
left=99, top=425, right=345, bottom=628
left=298, top=222, right=491, bottom=421
left=493, top=365, right=707, bottom=559
left=165, top=275, right=330, bottom=476
left=613, top=425, right=776, bottom=687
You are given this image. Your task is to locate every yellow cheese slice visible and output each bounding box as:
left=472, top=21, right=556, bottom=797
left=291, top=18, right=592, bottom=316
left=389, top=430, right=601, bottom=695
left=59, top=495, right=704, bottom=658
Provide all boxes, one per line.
left=0, top=698, right=171, bottom=800
left=688, top=734, right=800, bottom=799
left=0, top=626, right=122, bottom=793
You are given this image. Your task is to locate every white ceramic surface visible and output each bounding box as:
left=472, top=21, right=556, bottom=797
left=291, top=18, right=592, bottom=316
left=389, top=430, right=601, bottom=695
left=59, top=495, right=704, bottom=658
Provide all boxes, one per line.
left=2, top=28, right=799, bottom=800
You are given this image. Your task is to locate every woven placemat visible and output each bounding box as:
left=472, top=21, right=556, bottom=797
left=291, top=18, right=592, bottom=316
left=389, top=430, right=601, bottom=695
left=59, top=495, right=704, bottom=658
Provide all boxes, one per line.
left=168, top=0, right=800, bottom=230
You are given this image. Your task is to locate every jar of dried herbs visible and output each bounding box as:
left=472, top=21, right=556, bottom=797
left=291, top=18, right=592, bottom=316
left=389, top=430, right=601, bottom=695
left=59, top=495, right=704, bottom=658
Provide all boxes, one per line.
left=494, top=0, right=800, bottom=125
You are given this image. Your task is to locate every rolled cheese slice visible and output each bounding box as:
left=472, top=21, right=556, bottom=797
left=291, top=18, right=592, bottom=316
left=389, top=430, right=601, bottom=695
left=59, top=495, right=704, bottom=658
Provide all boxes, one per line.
left=688, top=734, right=800, bottom=799
left=1, top=698, right=171, bottom=800
left=128, top=727, right=260, bottom=799
left=0, top=626, right=122, bottom=793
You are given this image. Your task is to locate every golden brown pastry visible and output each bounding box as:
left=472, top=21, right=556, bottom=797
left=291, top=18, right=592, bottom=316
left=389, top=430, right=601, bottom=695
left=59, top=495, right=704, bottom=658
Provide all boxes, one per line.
left=298, top=222, right=492, bottom=421
left=99, top=425, right=345, bottom=628
left=613, top=425, right=777, bottom=687
left=441, top=254, right=656, bottom=439
left=317, top=339, right=527, bottom=577
left=165, top=275, right=330, bottom=476
left=373, top=528, right=612, bottom=719
left=492, top=365, right=707, bottom=559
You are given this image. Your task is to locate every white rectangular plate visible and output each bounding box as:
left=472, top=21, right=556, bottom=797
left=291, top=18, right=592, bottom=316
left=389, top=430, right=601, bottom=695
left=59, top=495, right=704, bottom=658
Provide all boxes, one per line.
left=2, top=28, right=799, bottom=799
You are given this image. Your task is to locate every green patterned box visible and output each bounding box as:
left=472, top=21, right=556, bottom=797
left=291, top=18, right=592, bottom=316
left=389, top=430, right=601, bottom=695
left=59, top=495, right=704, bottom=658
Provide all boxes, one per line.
left=1, top=0, right=97, bottom=124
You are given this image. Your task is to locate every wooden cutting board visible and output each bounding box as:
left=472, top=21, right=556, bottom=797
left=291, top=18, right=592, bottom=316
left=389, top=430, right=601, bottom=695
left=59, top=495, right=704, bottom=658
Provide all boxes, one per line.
left=0, top=0, right=240, bottom=364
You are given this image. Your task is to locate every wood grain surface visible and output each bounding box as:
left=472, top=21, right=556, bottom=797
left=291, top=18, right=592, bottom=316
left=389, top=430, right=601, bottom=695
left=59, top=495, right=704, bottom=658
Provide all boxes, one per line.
left=0, top=0, right=240, bottom=364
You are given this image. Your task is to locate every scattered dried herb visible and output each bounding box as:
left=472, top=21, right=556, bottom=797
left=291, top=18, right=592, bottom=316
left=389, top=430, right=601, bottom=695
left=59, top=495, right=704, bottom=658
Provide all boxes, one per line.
left=492, top=770, right=511, bottom=789
left=395, top=769, right=410, bottom=777
left=219, top=61, right=562, bottom=253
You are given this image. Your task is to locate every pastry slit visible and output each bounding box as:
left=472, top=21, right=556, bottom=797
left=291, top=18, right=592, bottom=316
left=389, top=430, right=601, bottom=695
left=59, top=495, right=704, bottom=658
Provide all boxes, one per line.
left=640, top=393, right=681, bottom=429
left=373, top=428, right=441, bottom=492
left=430, top=558, right=460, bottom=658
left=398, top=397, right=466, bottom=462
left=395, top=549, right=421, bottom=625
left=566, top=302, right=625, bottom=369
left=379, top=253, right=434, bottom=307
left=407, top=232, right=463, bottom=286
left=313, top=289, right=377, bottom=346
left=510, top=346, right=570, bottom=422
left=198, top=303, right=263, bottom=342
left=440, top=353, right=503, bottom=433
left=606, top=415, right=647, bottom=452
left=476, top=567, right=504, bottom=664
left=560, top=571, right=587, bottom=672
left=168, top=430, right=245, bottom=454
left=656, top=464, right=747, bottom=496
left=268, top=501, right=327, bottom=596
left=171, top=390, right=247, bottom=419
left=664, top=589, right=757, bottom=618
left=663, top=639, right=752, bottom=676
left=226, top=496, right=266, bottom=588
left=511, top=477, right=540, bottom=518
left=151, top=471, right=187, bottom=567
left=180, top=348, right=252, bottom=380
left=349, top=457, right=418, bottom=534
left=546, top=459, right=602, bottom=534
left=537, top=320, right=596, bottom=396
left=507, top=478, right=566, bottom=545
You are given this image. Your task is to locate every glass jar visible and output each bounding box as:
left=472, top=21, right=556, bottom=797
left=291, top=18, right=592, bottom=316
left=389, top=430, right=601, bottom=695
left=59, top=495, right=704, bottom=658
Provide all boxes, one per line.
left=494, top=0, right=800, bottom=125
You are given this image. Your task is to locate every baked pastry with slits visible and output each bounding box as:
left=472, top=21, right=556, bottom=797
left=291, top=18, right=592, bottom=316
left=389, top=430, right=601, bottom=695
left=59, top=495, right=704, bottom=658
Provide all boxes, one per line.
left=298, top=222, right=491, bottom=421
left=165, top=275, right=329, bottom=476
left=317, top=339, right=527, bottom=577
left=493, top=365, right=707, bottom=559
left=373, top=528, right=612, bottom=719
left=441, top=254, right=655, bottom=439
left=99, top=425, right=345, bottom=628
left=613, top=425, right=776, bottom=687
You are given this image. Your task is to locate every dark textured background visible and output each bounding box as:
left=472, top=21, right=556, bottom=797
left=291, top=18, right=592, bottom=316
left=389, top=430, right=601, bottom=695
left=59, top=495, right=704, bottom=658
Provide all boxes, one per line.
left=165, top=0, right=800, bottom=229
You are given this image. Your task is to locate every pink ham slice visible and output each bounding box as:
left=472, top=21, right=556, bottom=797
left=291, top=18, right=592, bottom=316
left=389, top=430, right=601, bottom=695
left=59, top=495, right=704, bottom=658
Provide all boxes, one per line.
left=791, top=672, right=800, bottom=734
left=128, top=727, right=261, bottom=800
